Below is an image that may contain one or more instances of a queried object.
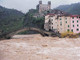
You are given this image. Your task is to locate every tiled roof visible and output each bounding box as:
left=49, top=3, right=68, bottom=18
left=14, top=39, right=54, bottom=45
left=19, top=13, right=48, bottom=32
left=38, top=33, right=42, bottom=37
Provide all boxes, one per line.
left=70, top=15, right=80, bottom=17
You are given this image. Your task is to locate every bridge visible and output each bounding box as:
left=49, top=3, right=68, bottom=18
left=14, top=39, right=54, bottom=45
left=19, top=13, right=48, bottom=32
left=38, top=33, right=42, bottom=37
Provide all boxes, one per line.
left=0, top=27, right=60, bottom=39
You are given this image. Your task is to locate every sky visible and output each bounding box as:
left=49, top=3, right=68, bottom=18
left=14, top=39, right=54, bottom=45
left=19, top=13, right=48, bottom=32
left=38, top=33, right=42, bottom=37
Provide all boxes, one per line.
left=0, top=0, right=80, bottom=13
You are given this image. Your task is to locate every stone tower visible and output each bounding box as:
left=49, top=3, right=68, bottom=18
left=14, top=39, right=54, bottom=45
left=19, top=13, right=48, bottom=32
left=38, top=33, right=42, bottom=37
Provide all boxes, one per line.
left=39, top=0, right=42, bottom=4
left=36, top=1, right=51, bottom=14
left=48, top=1, right=51, bottom=9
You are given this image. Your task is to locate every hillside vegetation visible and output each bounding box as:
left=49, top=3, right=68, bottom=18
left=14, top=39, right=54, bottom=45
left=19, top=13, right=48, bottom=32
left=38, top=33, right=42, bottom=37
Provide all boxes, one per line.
left=0, top=2, right=80, bottom=36
left=23, top=9, right=44, bottom=29
left=56, top=3, right=80, bottom=15
left=0, top=6, right=24, bottom=35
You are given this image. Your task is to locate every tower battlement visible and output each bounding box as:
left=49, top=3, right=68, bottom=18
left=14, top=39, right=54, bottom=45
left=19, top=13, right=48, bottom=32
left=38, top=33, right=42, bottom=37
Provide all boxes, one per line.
left=36, top=1, right=51, bottom=14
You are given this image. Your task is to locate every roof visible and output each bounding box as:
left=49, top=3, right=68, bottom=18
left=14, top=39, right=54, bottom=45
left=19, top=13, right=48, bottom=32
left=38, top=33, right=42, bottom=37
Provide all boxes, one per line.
left=70, top=15, right=80, bottom=17
left=46, top=13, right=55, bottom=16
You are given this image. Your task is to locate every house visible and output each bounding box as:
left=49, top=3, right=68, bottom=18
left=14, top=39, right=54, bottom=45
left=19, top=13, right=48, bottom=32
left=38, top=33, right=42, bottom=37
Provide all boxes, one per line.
left=57, top=15, right=71, bottom=33
left=44, top=14, right=58, bottom=32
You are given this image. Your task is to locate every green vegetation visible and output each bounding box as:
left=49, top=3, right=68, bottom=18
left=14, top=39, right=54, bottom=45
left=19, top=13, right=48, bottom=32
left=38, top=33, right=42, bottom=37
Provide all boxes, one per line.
left=0, top=6, right=45, bottom=37
left=0, top=6, right=24, bottom=35
left=56, top=3, right=80, bottom=15
left=0, top=2, right=80, bottom=38
left=23, top=10, right=44, bottom=29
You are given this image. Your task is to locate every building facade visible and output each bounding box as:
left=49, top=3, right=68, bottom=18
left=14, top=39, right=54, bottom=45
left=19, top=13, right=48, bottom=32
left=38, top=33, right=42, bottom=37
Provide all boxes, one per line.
left=57, top=16, right=71, bottom=33
left=71, top=15, right=80, bottom=33
left=36, top=1, right=51, bottom=14
left=44, top=14, right=58, bottom=32
left=44, top=14, right=80, bottom=34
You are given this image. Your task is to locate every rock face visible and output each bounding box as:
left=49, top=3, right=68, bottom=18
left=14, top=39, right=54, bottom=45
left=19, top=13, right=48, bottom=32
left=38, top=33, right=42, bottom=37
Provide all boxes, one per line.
left=0, top=34, right=80, bottom=60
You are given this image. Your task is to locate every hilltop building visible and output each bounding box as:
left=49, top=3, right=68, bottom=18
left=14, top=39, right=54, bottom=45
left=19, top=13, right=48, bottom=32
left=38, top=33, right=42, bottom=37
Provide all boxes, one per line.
left=36, top=1, right=51, bottom=14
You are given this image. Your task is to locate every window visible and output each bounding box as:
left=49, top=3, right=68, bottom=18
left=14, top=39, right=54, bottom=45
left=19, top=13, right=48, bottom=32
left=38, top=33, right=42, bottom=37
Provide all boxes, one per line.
left=67, top=29, right=70, bottom=32
left=49, top=19, right=51, bottom=24
left=65, top=18, right=67, bottom=20
left=77, top=16, right=78, bottom=18
left=52, top=27, right=53, bottom=29
left=66, top=21, right=67, bottom=23
left=52, top=23, right=53, bottom=25
left=60, top=18, right=62, bottom=20
left=60, top=22, right=62, bottom=24
left=73, top=25, right=74, bottom=27
left=60, top=22, right=62, bottom=26
left=68, top=25, right=69, bottom=27
left=60, top=24, right=62, bottom=26
left=77, top=20, right=79, bottom=23
left=77, top=29, right=79, bottom=31
left=77, top=24, right=79, bottom=27
left=72, top=17, right=74, bottom=19
left=71, top=29, right=73, bottom=32
left=72, top=21, right=74, bottom=23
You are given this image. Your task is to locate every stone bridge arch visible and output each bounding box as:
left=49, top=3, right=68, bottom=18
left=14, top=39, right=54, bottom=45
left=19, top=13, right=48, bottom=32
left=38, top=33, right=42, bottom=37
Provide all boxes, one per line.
left=6, top=27, right=51, bottom=38
left=0, top=27, right=60, bottom=39
left=14, top=27, right=46, bottom=36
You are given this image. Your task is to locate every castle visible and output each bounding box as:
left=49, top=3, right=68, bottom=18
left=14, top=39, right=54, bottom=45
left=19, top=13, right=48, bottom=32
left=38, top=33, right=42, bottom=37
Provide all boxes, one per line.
left=36, top=1, right=51, bottom=14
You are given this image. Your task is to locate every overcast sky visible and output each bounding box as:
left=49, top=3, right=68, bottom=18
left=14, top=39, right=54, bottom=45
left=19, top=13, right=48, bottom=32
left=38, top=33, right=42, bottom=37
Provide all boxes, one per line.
left=0, top=0, right=80, bottom=13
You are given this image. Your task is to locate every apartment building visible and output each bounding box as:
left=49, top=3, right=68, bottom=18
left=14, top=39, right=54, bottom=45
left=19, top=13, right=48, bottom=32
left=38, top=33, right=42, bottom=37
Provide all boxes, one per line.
left=57, top=15, right=71, bottom=33
left=44, top=13, right=80, bottom=34
left=44, top=14, right=58, bottom=32
left=71, top=15, right=80, bottom=33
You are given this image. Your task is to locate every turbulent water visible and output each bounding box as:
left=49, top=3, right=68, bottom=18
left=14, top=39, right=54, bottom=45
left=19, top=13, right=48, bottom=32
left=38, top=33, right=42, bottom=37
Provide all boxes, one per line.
left=0, top=34, right=80, bottom=60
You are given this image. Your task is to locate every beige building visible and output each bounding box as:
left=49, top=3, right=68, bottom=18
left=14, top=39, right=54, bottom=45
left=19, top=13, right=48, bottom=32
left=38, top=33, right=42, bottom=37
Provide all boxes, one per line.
left=44, top=14, right=71, bottom=33
left=44, top=14, right=58, bottom=32
left=57, top=16, right=71, bottom=33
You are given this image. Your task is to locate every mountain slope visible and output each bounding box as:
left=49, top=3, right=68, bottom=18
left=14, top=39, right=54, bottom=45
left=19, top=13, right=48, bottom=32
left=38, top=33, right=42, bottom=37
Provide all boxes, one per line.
left=0, top=6, right=24, bottom=34
left=56, top=3, right=80, bottom=15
